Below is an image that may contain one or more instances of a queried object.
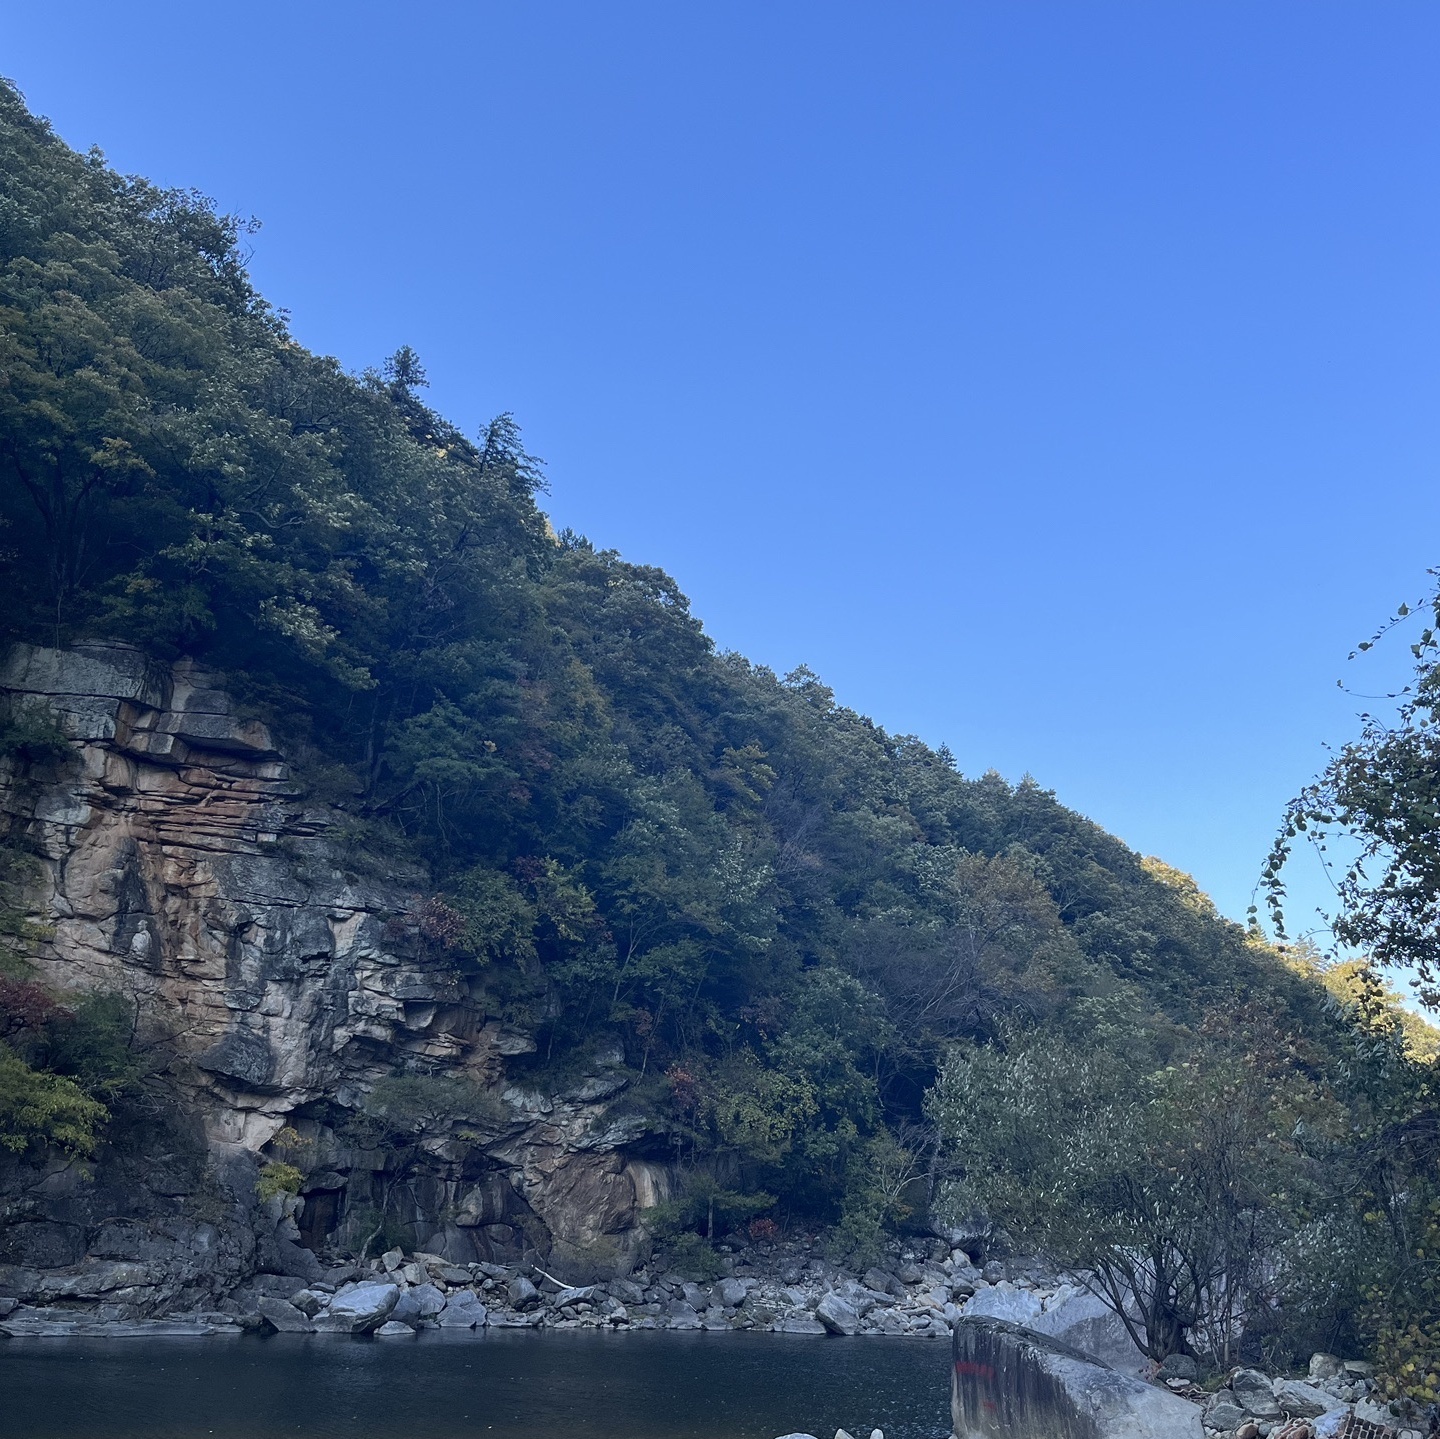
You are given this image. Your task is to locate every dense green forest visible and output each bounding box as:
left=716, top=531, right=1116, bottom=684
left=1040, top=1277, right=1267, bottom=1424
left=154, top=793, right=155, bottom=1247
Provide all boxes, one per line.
left=2, top=80, right=1437, bottom=1386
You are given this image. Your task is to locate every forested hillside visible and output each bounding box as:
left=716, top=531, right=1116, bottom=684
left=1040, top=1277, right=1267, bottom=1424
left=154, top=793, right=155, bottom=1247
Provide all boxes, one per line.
left=2, top=80, right=1435, bottom=1382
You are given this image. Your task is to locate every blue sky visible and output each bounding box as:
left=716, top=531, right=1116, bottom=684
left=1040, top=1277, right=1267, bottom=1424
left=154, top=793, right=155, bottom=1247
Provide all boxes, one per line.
left=5, top=2, right=1439, bottom=941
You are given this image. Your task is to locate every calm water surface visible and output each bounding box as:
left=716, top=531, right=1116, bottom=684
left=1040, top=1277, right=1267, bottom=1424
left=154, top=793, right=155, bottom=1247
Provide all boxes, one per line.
left=0, top=1329, right=954, bottom=1439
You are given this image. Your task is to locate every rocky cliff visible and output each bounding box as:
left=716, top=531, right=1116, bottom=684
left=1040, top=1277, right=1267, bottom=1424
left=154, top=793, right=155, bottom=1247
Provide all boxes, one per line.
left=0, top=642, right=668, bottom=1312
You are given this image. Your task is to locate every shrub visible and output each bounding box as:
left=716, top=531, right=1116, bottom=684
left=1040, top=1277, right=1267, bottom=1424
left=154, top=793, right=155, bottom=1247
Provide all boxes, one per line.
left=0, top=1044, right=107, bottom=1155
left=256, top=1160, right=303, bottom=1202
left=664, top=1231, right=725, bottom=1282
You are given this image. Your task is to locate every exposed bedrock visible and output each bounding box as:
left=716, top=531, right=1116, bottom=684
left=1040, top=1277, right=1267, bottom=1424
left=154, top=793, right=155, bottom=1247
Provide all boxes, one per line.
left=951, top=1317, right=1204, bottom=1439
left=0, top=643, right=670, bottom=1310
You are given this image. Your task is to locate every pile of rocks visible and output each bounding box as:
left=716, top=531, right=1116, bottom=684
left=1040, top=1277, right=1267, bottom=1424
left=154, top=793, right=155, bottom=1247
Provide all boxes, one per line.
left=1196, top=1355, right=1417, bottom=1439
left=247, top=1237, right=992, bottom=1339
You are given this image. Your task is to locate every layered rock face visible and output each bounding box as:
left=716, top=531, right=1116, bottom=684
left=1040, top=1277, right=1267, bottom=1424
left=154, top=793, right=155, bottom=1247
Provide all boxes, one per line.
left=0, top=643, right=666, bottom=1309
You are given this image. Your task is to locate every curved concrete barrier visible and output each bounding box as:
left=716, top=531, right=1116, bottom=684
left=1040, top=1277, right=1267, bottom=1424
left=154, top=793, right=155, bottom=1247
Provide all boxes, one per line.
left=951, top=1316, right=1204, bottom=1439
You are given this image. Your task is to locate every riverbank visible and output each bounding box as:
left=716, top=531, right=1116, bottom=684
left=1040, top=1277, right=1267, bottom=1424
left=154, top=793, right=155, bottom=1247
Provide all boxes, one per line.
left=0, top=1231, right=1015, bottom=1341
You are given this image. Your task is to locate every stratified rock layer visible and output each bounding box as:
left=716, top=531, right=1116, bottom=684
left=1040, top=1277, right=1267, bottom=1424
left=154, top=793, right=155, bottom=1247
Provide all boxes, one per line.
left=0, top=643, right=668, bottom=1307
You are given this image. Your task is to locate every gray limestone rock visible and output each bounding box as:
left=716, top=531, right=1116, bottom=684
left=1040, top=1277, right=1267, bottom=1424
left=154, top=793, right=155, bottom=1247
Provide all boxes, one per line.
left=1232, top=1367, right=1281, bottom=1419
left=507, top=1275, right=540, bottom=1309
left=1273, top=1379, right=1332, bottom=1418
left=312, top=1281, right=398, bottom=1333
left=665, top=1299, right=702, bottom=1330
left=1202, top=1391, right=1246, bottom=1431
left=375, top=1320, right=414, bottom=1336
left=952, top=1318, right=1202, bottom=1439
left=815, top=1293, right=861, bottom=1336
left=713, top=1277, right=749, bottom=1309
left=1154, top=1353, right=1198, bottom=1381
left=257, top=1297, right=315, bottom=1333
left=960, top=1281, right=1043, bottom=1329
left=437, top=1291, right=487, bottom=1328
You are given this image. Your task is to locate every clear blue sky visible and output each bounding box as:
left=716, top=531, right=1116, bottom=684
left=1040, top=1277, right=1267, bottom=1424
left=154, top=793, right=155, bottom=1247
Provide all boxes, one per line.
left=5, top=3, right=1439, bottom=936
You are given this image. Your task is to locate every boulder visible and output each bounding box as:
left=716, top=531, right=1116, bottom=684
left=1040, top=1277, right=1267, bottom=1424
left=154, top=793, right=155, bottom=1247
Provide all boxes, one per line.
left=1027, top=1286, right=1147, bottom=1377
left=863, top=1268, right=902, bottom=1297
left=1156, top=1353, right=1198, bottom=1381
left=311, top=1281, right=399, bottom=1334
left=608, top=1278, right=645, bottom=1305
left=665, top=1299, right=702, bottom=1330
left=507, top=1275, right=540, bottom=1309
left=437, top=1291, right=487, bottom=1328
left=375, top=1320, right=414, bottom=1336
left=286, top=1289, right=325, bottom=1318
left=257, top=1297, right=315, bottom=1333
left=552, top=1285, right=600, bottom=1308
left=713, top=1277, right=749, bottom=1309
left=681, top=1282, right=709, bottom=1311
left=952, top=1317, right=1203, bottom=1439
left=961, top=1280, right=1044, bottom=1328
left=1273, top=1380, right=1332, bottom=1418
left=1202, top=1392, right=1248, bottom=1432
left=1308, top=1353, right=1343, bottom=1381
left=815, top=1293, right=861, bottom=1336
left=1232, top=1368, right=1281, bottom=1419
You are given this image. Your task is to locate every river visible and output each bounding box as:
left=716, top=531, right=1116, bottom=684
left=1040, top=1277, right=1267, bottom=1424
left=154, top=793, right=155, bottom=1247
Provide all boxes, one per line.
left=0, top=1329, right=955, bottom=1439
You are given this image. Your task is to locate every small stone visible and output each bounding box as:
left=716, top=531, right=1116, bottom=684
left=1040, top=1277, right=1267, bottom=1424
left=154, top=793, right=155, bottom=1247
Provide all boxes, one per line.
left=835, top=1430, right=855, bottom=1439
left=380, top=1248, right=404, bottom=1272
left=1308, top=1354, right=1342, bottom=1381
left=375, top=1320, right=414, bottom=1336
left=869, top=1431, right=883, bottom=1439
left=1236, top=1423, right=1260, bottom=1439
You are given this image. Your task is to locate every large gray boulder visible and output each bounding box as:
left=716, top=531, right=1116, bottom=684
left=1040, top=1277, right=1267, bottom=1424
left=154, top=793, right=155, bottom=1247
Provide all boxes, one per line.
left=507, top=1274, right=540, bottom=1309
left=257, top=1297, right=315, bottom=1333
left=1202, top=1390, right=1246, bottom=1431
left=1026, top=1284, right=1148, bottom=1377
left=962, top=1281, right=1044, bottom=1328
left=1273, top=1379, right=1332, bottom=1418
left=815, top=1293, right=861, bottom=1336
left=1231, top=1368, right=1281, bottom=1419
left=713, top=1277, right=749, bottom=1309
left=952, top=1318, right=1203, bottom=1439
left=437, top=1291, right=488, bottom=1328
left=311, top=1281, right=399, bottom=1333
